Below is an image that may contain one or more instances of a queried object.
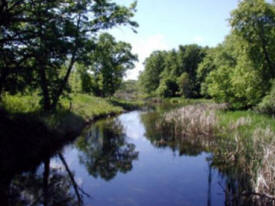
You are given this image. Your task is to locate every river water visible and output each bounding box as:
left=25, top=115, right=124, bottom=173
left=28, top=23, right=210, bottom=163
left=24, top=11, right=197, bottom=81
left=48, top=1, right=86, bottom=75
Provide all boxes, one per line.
left=50, top=110, right=227, bottom=206
left=4, top=105, right=263, bottom=206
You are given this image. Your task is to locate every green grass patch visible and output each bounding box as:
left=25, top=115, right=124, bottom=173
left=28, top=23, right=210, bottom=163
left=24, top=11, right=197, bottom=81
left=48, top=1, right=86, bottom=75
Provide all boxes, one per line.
left=61, top=94, right=123, bottom=120
left=1, top=93, right=125, bottom=122
left=166, top=97, right=213, bottom=105
left=217, top=110, right=275, bottom=133
left=1, top=93, right=41, bottom=114
left=108, top=97, right=145, bottom=111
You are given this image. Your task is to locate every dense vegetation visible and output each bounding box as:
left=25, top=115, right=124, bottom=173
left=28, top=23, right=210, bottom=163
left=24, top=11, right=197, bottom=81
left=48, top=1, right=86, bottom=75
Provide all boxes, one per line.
left=71, top=33, right=137, bottom=97
left=0, top=0, right=138, bottom=112
left=139, top=0, right=275, bottom=111
left=139, top=45, right=207, bottom=98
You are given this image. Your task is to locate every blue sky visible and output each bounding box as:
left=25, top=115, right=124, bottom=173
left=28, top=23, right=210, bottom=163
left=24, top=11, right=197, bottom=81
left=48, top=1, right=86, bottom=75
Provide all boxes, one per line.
left=109, top=0, right=240, bottom=79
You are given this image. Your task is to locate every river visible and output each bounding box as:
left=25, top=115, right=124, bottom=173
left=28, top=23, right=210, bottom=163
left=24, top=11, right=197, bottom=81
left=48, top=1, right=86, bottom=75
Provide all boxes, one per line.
left=1, top=106, right=264, bottom=206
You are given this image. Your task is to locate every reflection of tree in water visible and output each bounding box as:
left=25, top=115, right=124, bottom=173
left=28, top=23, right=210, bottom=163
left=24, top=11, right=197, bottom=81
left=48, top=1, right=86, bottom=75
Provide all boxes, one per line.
left=0, top=113, right=85, bottom=206
left=3, top=158, right=81, bottom=206
left=77, top=119, right=138, bottom=181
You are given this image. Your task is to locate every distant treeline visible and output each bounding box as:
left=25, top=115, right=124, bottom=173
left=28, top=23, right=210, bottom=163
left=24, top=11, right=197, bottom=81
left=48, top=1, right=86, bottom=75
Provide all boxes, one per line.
left=139, top=0, right=275, bottom=112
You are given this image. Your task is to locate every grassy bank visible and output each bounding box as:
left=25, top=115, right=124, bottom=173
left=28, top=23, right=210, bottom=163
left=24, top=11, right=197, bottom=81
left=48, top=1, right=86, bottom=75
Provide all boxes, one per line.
left=1, top=94, right=124, bottom=118
left=0, top=93, right=143, bottom=177
left=0, top=93, right=145, bottom=139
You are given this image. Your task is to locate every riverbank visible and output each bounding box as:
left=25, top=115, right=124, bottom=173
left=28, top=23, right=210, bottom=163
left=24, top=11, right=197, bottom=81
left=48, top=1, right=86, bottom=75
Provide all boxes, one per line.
left=0, top=93, right=143, bottom=125
left=0, top=93, right=144, bottom=183
left=156, top=103, right=275, bottom=203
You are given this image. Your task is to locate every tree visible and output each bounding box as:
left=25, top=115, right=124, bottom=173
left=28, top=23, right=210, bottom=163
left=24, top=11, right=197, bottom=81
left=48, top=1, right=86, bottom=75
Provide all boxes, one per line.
left=88, top=33, right=137, bottom=97
left=177, top=72, right=190, bottom=97
left=0, top=0, right=138, bottom=111
left=157, top=77, right=179, bottom=97
left=230, top=0, right=275, bottom=80
left=200, top=0, right=275, bottom=109
left=177, top=44, right=207, bottom=97
left=139, top=45, right=206, bottom=98
left=139, top=51, right=166, bottom=94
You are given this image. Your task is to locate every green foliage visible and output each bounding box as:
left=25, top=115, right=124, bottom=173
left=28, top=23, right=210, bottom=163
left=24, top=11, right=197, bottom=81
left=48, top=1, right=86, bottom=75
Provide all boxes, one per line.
left=108, top=97, right=144, bottom=110
left=0, top=0, right=138, bottom=111
left=60, top=94, right=122, bottom=120
left=257, top=79, right=275, bottom=115
left=230, top=0, right=275, bottom=79
left=217, top=110, right=275, bottom=133
left=114, top=80, right=143, bottom=100
left=191, top=0, right=275, bottom=110
left=201, top=22, right=273, bottom=109
left=177, top=72, right=190, bottom=97
left=157, top=77, right=179, bottom=97
left=139, top=45, right=206, bottom=98
left=176, top=45, right=207, bottom=97
left=1, top=94, right=41, bottom=114
left=85, top=33, right=137, bottom=97
left=139, top=51, right=167, bottom=94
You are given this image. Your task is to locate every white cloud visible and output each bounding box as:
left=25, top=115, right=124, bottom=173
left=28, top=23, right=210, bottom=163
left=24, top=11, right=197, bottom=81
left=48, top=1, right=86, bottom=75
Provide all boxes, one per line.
left=125, top=34, right=169, bottom=80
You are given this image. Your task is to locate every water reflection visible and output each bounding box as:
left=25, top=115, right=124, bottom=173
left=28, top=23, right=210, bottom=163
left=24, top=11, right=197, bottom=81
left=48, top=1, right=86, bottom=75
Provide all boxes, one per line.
left=1, top=109, right=273, bottom=206
left=140, top=111, right=207, bottom=156
left=140, top=110, right=274, bottom=206
left=0, top=156, right=82, bottom=206
left=0, top=112, right=84, bottom=206
left=8, top=158, right=80, bottom=206
left=76, top=119, right=138, bottom=181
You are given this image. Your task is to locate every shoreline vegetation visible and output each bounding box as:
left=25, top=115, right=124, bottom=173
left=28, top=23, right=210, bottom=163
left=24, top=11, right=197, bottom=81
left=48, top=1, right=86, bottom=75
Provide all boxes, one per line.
left=155, top=103, right=275, bottom=204
left=0, top=94, right=144, bottom=142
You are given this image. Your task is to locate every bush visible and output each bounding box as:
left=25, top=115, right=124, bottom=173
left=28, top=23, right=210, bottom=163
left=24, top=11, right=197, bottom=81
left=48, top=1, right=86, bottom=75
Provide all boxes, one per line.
left=257, top=80, right=275, bottom=115
left=157, top=78, right=179, bottom=97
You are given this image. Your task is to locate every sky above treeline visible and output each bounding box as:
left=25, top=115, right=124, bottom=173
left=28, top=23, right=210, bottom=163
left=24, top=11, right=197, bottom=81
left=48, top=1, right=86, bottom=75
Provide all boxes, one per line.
left=110, top=0, right=240, bottom=80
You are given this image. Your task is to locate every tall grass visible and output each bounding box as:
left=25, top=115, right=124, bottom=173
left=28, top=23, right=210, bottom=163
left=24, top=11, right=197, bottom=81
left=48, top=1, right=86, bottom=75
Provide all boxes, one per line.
left=157, top=103, right=227, bottom=139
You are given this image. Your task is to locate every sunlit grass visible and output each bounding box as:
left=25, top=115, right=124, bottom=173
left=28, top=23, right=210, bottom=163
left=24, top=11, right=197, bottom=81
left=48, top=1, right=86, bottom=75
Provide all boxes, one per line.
left=61, top=94, right=123, bottom=120
left=217, top=110, right=275, bottom=133
left=1, top=93, right=41, bottom=113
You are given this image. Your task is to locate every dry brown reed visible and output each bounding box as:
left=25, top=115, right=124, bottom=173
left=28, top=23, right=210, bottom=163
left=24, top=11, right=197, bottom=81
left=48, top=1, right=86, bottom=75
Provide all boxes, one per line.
left=252, top=127, right=275, bottom=199
left=158, top=103, right=227, bottom=139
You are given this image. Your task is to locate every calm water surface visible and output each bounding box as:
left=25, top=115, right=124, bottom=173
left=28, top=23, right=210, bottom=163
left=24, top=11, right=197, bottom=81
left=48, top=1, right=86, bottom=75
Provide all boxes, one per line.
left=50, top=110, right=227, bottom=206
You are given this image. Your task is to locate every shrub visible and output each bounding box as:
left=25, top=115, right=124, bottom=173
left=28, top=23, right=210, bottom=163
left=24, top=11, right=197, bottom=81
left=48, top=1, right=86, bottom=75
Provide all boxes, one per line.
left=157, top=78, right=179, bottom=97
left=257, top=80, right=275, bottom=115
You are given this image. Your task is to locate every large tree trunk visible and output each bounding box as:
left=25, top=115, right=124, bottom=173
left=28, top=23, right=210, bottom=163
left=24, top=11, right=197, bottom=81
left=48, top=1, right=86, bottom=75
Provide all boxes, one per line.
left=39, top=65, right=51, bottom=112
left=50, top=14, right=81, bottom=111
